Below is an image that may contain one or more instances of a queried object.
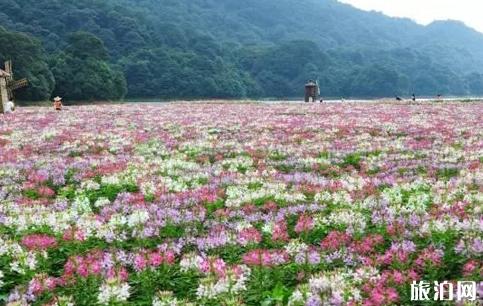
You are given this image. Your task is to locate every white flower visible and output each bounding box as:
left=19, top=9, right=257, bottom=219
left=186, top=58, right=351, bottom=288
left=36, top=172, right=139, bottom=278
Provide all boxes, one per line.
left=127, top=210, right=150, bottom=228
left=196, top=278, right=218, bottom=300
left=94, top=197, right=111, bottom=208
left=51, top=296, right=75, bottom=306
left=179, top=253, right=204, bottom=272
left=98, top=280, right=130, bottom=305
left=288, top=289, right=304, bottom=305
left=234, top=221, right=253, bottom=232
left=261, top=222, right=274, bottom=234
left=10, top=261, right=24, bottom=274
left=72, top=196, right=92, bottom=214
left=285, top=240, right=308, bottom=256
left=315, top=191, right=332, bottom=203
left=196, top=265, right=251, bottom=300
left=152, top=291, right=180, bottom=306
left=309, top=275, right=334, bottom=293
left=141, top=181, right=156, bottom=196
left=81, top=180, right=100, bottom=191
left=101, top=175, right=121, bottom=186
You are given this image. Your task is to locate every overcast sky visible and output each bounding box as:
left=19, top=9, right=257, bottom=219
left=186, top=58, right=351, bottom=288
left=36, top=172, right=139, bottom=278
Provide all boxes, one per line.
left=338, top=0, right=483, bottom=33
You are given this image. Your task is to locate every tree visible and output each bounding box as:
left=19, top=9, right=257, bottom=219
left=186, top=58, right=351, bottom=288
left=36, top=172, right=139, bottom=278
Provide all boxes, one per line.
left=349, top=65, right=409, bottom=97
left=51, top=32, right=127, bottom=101
left=465, top=73, right=483, bottom=94
left=0, top=26, right=55, bottom=101
left=65, top=32, right=109, bottom=60
left=2, top=0, right=483, bottom=100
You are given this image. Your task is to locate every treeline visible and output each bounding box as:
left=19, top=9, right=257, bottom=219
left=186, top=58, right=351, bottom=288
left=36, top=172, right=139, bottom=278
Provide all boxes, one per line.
left=1, top=0, right=483, bottom=101
left=0, top=27, right=126, bottom=101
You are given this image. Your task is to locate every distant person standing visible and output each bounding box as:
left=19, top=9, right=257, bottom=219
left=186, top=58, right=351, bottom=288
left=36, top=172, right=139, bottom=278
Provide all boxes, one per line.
left=412, top=93, right=416, bottom=102
left=53, top=96, right=63, bottom=111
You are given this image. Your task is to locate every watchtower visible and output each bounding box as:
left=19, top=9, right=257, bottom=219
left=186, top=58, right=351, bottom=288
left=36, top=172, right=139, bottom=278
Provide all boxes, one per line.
left=304, top=80, right=319, bottom=102
left=0, top=60, right=28, bottom=113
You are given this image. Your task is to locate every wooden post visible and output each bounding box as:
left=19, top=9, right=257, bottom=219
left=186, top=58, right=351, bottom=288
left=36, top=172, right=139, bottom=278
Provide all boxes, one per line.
left=0, top=77, right=7, bottom=114
left=0, top=62, right=28, bottom=113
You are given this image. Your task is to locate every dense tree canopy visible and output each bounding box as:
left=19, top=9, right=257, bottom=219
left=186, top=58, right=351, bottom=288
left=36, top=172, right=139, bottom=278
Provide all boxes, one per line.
left=0, top=26, right=54, bottom=100
left=50, top=32, right=127, bottom=101
left=1, top=0, right=483, bottom=101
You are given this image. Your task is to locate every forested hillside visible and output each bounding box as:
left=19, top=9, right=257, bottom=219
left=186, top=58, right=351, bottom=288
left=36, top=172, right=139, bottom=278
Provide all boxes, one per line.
left=2, top=0, right=483, bottom=101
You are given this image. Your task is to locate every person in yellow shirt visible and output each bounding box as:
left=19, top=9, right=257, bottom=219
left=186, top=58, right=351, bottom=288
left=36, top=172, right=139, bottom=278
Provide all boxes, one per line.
left=53, top=96, right=63, bottom=111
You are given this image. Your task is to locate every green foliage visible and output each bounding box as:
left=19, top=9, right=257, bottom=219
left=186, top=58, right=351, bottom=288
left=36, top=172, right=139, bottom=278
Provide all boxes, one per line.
left=244, top=266, right=298, bottom=305
left=340, top=153, right=362, bottom=170
left=261, top=283, right=292, bottom=305
left=159, top=223, right=185, bottom=239
left=65, top=32, right=109, bottom=61
left=50, top=31, right=127, bottom=101
left=85, top=182, right=138, bottom=204
left=437, top=167, right=460, bottom=181
left=22, top=188, right=40, bottom=200
left=2, top=0, right=483, bottom=100
left=0, top=26, right=55, bottom=101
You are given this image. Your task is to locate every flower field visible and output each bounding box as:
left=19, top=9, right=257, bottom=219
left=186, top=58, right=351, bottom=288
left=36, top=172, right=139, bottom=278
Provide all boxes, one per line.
left=0, top=102, right=482, bottom=305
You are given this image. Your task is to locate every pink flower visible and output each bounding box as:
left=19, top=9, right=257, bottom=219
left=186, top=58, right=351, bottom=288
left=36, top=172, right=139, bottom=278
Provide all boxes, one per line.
left=243, top=249, right=266, bottom=266
left=237, top=227, right=262, bottom=246
left=90, top=261, right=102, bottom=275
left=321, top=231, right=352, bottom=251
left=369, top=289, right=385, bottom=305
left=392, top=270, right=405, bottom=284
left=45, top=277, right=58, bottom=290
left=62, top=228, right=86, bottom=241
left=242, top=204, right=257, bottom=214
left=200, top=258, right=211, bottom=273
left=77, top=264, right=89, bottom=278
left=462, top=260, right=480, bottom=276
left=64, top=260, right=75, bottom=276
left=213, top=258, right=227, bottom=277
left=198, top=257, right=227, bottom=277
left=28, top=171, right=49, bottom=184
left=387, top=288, right=399, bottom=302
left=134, top=254, right=148, bottom=271
left=351, top=234, right=384, bottom=254
left=364, top=286, right=399, bottom=306
left=28, top=278, right=43, bottom=295
left=407, top=269, right=419, bottom=281
left=106, top=268, right=117, bottom=279
left=21, top=234, right=57, bottom=251
left=37, top=186, right=55, bottom=197
left=119, top=267, right=129, bottom=281
left=262, top=201, right=278, bottom=212
left=163, top=250, right=175, bottom=264
left=231, top=265, right=244, bottom=277
left=149, top=252, right=163, bottom=267
left=242, top=249, right=287, bottom=267
left=294, top=214, right=314, bottom=234
left=415, top=246, right=444, bottom=268
left=272, top=220, right=289, bottom=242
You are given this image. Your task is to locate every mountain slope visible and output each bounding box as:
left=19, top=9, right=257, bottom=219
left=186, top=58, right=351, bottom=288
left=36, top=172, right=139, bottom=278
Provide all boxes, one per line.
left=125, top=0, right=483, bottom=73
left=1, top=0, right=483, bottom=100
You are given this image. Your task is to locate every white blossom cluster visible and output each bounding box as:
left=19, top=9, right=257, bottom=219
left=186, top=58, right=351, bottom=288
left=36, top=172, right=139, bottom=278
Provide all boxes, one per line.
left=0, top=236, right=37, bottom=275
left=98, top=279, right=130, bottom=305
left=196, top=265, right=251, bottom=300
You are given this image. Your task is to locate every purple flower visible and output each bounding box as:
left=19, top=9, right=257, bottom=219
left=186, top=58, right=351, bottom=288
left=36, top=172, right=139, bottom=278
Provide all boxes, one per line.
left=305, top=295, right=322, bottom=306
